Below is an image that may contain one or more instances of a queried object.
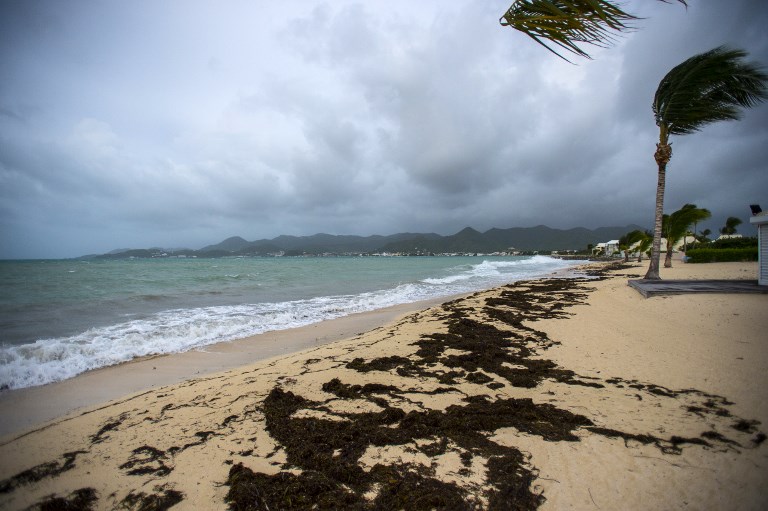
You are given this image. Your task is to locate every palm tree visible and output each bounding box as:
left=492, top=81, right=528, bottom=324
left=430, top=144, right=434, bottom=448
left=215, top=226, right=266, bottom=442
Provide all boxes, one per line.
left=720, top=216, right=743, bottom=235
left=644, top=47, right=767, bottom=279
left=622, top=229, right=652, bottom=262
left=662, top=204, right=711, bottom=268
left=499, top=0, right=687, bottom=61
left=618, top=232, right=633, bottom=262
left=635, top=230, right=653, bottom=262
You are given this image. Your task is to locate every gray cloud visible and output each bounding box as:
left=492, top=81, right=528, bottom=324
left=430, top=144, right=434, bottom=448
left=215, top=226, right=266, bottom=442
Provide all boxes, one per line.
left=1, top=0, right=767, bottom=258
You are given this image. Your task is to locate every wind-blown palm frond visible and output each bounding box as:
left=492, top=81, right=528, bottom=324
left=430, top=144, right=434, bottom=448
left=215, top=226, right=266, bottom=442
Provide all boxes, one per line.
left=500, top=0, right=687, bottom=61
left=654, top=46, right=768, bottom=135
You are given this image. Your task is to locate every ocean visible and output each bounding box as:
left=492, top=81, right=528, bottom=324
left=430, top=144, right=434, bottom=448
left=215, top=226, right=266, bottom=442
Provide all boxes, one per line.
left=0, top=255, right=580, bottom=390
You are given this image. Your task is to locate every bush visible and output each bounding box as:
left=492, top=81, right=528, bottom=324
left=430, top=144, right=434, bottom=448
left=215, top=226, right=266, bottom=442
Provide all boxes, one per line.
left=685, top=247, right=758, bottom=263
left=709, top=236, right=758, bottom=249
left=686, top=237, right=757, bottom=251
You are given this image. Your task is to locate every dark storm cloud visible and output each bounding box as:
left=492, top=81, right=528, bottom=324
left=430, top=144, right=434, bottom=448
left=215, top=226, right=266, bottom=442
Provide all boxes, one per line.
left=1, top=0, right=767, bottom=258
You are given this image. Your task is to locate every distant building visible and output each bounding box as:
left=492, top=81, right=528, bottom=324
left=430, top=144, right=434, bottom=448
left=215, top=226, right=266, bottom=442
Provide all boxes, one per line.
left=593, top=240, right=620, bottom=256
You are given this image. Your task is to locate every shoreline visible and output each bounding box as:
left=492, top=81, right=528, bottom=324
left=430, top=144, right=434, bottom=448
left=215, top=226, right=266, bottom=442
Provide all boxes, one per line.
left=0, top=260, right=588, bottom=439
left=0, top=293, right=463, bottom=439
left=1, top=260, right=765, bottom=510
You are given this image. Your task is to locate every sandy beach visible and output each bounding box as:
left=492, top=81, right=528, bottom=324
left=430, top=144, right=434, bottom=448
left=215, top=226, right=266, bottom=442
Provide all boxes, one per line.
left=0, top=260, right=766, bottom=510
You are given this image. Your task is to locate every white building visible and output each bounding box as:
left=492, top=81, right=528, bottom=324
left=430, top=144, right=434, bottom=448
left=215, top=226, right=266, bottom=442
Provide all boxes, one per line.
left=749, top=209, right=768, bottom=286
left=593, top=240, right=620, bottom=256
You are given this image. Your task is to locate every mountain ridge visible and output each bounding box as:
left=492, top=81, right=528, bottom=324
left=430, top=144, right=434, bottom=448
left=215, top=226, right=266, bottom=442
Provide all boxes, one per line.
left=91, top=224, right=643, bottom=258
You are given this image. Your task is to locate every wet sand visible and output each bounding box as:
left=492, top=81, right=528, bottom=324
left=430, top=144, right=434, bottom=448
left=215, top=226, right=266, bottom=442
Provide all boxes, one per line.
left=0, top=260, right=765, bottom=510
left=0, top=296, right=455, bottom=438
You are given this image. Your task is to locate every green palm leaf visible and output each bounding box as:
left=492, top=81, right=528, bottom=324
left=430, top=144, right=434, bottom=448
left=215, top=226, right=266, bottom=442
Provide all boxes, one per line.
left=500, top=0, right=687, bottom=61
left=654, top=46, right=768, bottom=135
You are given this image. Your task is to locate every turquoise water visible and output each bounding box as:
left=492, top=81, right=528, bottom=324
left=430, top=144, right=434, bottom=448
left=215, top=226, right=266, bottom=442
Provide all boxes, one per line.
left=0, top=256, right=579, bottom=389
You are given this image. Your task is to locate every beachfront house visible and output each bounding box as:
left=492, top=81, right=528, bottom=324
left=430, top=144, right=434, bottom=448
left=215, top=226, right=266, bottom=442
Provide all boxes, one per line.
left=749, top=205, right=768, bottom=285
left=593, top=240, right=620, bottom=257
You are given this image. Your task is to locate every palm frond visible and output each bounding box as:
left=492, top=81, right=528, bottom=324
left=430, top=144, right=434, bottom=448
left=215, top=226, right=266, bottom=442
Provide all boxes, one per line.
left=654, top=46, right=768, bottom=135
left=500, top=0, right=687, bottom=61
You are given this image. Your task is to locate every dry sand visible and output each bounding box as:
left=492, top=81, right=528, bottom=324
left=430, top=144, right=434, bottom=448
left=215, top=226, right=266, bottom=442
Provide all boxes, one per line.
left=0, top=260, right=765, bottom=510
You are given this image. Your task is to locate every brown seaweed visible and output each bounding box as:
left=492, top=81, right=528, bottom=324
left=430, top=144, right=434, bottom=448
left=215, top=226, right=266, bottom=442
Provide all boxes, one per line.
left=0, top=451, right=86, bottom=494
left=35, top=487, right=98, bottom=511
left=120, top=488, right=184, bottom=511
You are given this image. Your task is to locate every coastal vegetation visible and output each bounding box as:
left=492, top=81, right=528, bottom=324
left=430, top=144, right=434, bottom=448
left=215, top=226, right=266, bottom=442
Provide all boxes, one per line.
left=686, top=236, right=758, bottom=263
left=685, top=246, right=758, bottom=263
left=662, top=204, right=710, bottom=268
left=619, top=229, right=651, bottom=263
left=617, top=206, right=758, bottom=265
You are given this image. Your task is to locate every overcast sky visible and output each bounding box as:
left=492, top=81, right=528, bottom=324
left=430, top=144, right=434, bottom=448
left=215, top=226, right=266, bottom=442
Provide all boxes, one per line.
left=1, top=0, right=767, bottom=258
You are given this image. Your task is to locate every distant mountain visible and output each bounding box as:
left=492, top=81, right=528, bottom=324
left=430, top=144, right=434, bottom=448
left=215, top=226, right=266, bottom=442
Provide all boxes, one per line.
left=198, top=232, right=446, bottom=256
left=91, top=224, right=643, bottom=259
left=378, top=225, right=642, bottom=253
left=200, top=236, right=250, bottom=252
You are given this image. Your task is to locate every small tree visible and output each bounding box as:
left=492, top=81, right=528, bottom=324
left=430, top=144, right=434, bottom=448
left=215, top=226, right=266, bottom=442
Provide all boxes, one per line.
left=662, top=204, right=711, bottom=267
left=720, top=216, right=743, bottom=235
left=623, top=229, right=652, bottom=262
left=618, top=234, right=631, bottom=262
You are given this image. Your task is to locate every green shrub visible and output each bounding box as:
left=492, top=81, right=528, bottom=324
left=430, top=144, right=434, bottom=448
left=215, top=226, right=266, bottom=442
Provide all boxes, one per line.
left=709, top=236, right=758, bottom=249
left=687, top=237, right=757, bottom=251
left=685, top=247, right=758, bottom=263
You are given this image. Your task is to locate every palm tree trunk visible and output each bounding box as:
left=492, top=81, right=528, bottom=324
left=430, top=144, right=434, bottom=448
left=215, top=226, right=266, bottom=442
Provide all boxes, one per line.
left=644, top=128, right=672, bottom=280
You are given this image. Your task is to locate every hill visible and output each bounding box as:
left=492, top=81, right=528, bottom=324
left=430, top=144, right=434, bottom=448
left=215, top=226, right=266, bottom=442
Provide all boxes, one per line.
left=90, top=224, right=642, bottom=259
left=193, top=224, right=642, bottom=256
left=378, top=225, right=640, bottom=253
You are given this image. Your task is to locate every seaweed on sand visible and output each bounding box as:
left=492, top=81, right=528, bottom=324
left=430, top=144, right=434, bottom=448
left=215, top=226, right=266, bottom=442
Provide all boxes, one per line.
left=119, top=446, right=172, bottom=477
left=225, top=461, right=472, bottom=511
left=224, top=384, right=597, bottom=510
left=347, top=280, right=602, bottom=391
left=33, top=487, right=98, bottom=511
left=90, top=413, right=128, bottom=445
left=119, top=488, right=184, bottom=511
left=346, top=356, right=412, bottom=373
left=0, top=451, right=86, bottom=494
